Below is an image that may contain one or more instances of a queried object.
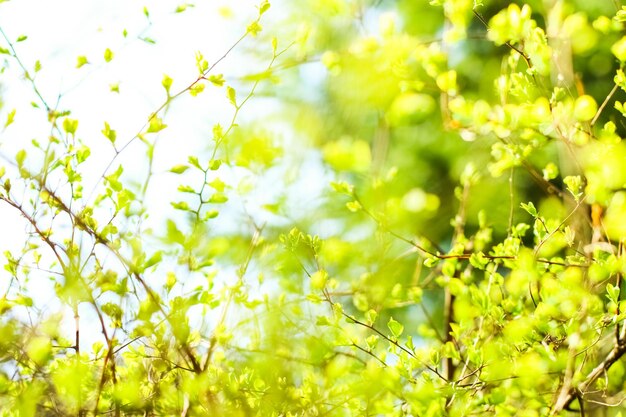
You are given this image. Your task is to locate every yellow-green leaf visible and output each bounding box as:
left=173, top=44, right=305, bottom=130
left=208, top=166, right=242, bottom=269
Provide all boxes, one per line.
left=147, top=116, right=167, bottom=133
left=104, top=48, right=114, bottom=63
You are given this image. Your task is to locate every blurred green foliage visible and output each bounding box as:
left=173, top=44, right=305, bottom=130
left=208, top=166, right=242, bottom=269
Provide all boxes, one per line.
left=2, top=0, right=626, bottom=416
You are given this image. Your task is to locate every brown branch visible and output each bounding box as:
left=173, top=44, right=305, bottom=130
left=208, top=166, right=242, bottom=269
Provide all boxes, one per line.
left=472, top=10, right=533, bottom=70
left=322, top=289, right=448, bottom=382
left=349, top=342, right=386, bottom=367
left=34, top=181, right=203, bottom=374
left=0, top=195, right=67, bottom=271
left=551, top=341, right=626, bottom=414
left=591, top=83, right=619, bottom=127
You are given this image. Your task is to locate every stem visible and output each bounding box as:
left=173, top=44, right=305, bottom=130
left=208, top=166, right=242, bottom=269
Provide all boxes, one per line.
left=591, top=83, right=618, bottom=126
left=74, top=304, right=80, bottom=353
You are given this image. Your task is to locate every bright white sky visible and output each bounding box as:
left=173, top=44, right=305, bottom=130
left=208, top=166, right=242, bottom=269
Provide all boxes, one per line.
left=0, top=0, right=283, bottom=251
left=0, top=0, right=296, bottom=348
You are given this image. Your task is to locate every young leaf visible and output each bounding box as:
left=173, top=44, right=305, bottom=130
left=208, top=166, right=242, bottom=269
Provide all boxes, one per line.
left=208, top=193, right=228, bottom=204
left=15, top=150, right=26, bottom=167
left=346, top=201, right=361, bottom=212
left=62, top=118, right=78, bottom=135
left=563, top=175, right=583, bottom=201
left=208, top=74, right=225, bottom=86
left=101, top=122, right=117, bottom=143
left=520, top=201, right=537, bottom=217
left=76, top=55, right=89, bottom=68
left=247, top=21, right=262, bottom=36
left=4, top=109, right=15, bottom=128
left=104, top=48, right=114, bottom=63
left=607, top=283, right=620, bottom=304
left=226, top=86, right=237, bottom=106
left=387, top=317, right=404, bottom=337
left=147, top=116, right=167, bottom=133
left=310, top=270, right=328, bottom=289
left=188, top=156, right=202, bottom=169
left=209, top=159, right=222, bottom=170
left=259, top=0, right=270, bottom=15
left=208, top=178, right=225, bottom=192
left=171, top=201, right=190, bottom=211
left=162, top=74, right=173, bottom=94
left=189, top=82, right=205, bottom=96
left=170, top=165, right=189, bottom=174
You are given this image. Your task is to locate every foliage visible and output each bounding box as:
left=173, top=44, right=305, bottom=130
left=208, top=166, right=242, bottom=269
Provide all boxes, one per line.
left=2, top=0, right=626, bottom=416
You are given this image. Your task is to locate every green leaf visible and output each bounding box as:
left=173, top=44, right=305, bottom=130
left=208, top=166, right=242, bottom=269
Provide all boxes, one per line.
left=15, top=149, right=26, bottom=167
left=189, top=82, right=205, bottom=96
left=212, top=124, right=224, bottom=140
left=104, top=48, right=114, bottom=63
left=226, top=86, right=237, bottom=106
left=316, top=315, right=331, bottom=326
left=16, top=35, right=27, bottom=42
left=208, top=193, right=228, bottom=204
left=101, top=122, right=116, bottom=143
left=175, top=3, right=193, bottom=13
left=330, top=181, right=354, bottom=195
left=188, top=155, right=201, bottom=169
left=208, top=74, right=225, bottom=86
left=146, top=116, right=167, bottom=133
left=162, top=74, right=173, bottom=94
left=165, top=272, right=177, bottom=291
left=542, top=162, right=559, bottom=180
left=247, top=21, right=262, bottom=36
left=424, top=256, right=440, bottom=267
left=346, top=201, right=361, bottom=212
left=366, top=335, right=378, bottom=349
left=563, top=175, right=583, bottom=201
left=469, top=252, right=489, bottom=270
left=259, top=0, right=270, bottom=15
left=171, top=201, right=190, bottom=211
left=387, top=317, right=404, bottom=337
left=208, top=178, right=226, bottom=192
left=443, top=341, right=461, bottom=361
left=4, top=109, right=15, bottom=128
left=573, top=95, right=598, bottom=122
left=195, top=51, right=208, bottom=74
left=310, top=270, right=328, bottom=289
left=62, top=118, right=78, bottom=135
left=323, top=138, right=371, bottom=172
left=76, top=55, right=89, bottom=68
left=612, top=36, right=626, bottom=61
left=144, top=251, right=162, bottom=269
left=170, top=165, right=189, bottom=174
left=520, top=201, right=537, bottom=217
left=177, top=185, right=195, bottom=193
left=365, top=310, right=378, bottom=325
left=607, top=283, right=620, bottom=304
left=209, top=159, right=222, bottom=170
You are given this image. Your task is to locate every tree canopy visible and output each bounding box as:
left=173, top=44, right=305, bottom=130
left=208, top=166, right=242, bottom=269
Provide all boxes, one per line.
left=1, top=0, right=626, bottom=416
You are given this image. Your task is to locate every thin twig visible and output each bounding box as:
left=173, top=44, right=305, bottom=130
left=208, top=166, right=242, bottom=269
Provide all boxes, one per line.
left=591, top=83, right=618, bottom=126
